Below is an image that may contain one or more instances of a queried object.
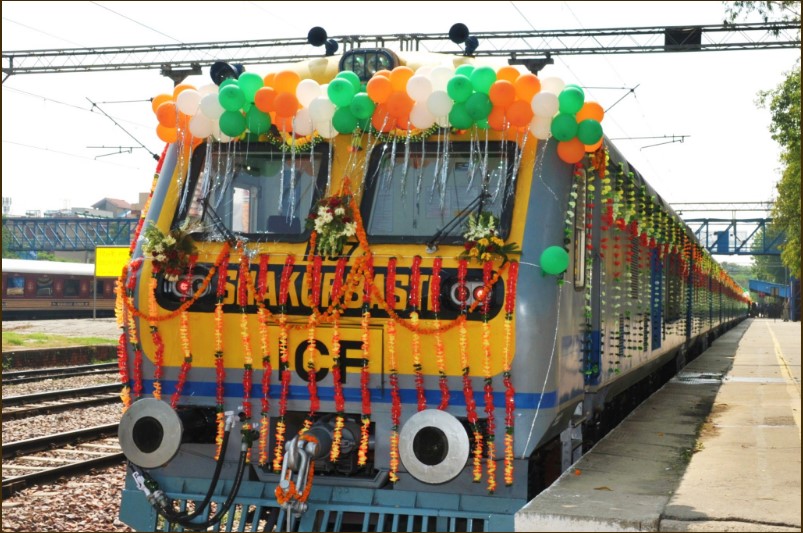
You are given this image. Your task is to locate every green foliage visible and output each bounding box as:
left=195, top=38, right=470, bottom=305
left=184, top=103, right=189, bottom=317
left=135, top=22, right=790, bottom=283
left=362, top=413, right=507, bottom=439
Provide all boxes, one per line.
left=724, top=1, right=801, bottom=34
left=2, top=216, right=17, bottom=258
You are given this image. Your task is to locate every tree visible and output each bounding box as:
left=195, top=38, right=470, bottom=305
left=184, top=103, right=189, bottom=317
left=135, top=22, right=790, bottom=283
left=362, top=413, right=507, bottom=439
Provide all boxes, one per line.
left=2, top=216, right=18, bottom=258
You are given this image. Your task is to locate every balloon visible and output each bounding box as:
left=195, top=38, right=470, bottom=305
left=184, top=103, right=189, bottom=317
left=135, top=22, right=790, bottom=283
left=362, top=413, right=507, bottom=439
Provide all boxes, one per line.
left=469, top=66, right=496, bottom=94
left=409, top=101, right=435, bottom=129
left=406, top=75, right=433, bottom=102
left=274, top=70, right=301, bottom=94
left=296, top=79, right=321, bottom=107
left=386, top=90, right=414, bottom=119
left=366, top=75, right=393, bottom=104
left=156, top=101, right=178, bottom=127
left=350, top=92, right=376, bottom=120
left=576, top=119, right=603, bottom=145
left=198, top=84, right=218, bottom=96
left=156, top=124, right=178, bottom=143
left=293, top=108, right=314, bottom=136
left=332, top=106, right=358, bottom=134
left=558, top=86, right=585, bottom=114
left=507, top=99, right=534, bottom=127
left=585, top=138, right=604, bottom=153
left=448, top=102, right=473, bottom=129
left=374, top=69, right=392, bottom=78
left=200, top=94, right=224, bottom=120
left=446, top=75, right=473, bottom=103
left=262, top=72, right=276, bottom=88
left=274, top=92, right=299, bottom=117
left=540, top=77, right=565, bottom=94
left=489, top=80, right=516, bottom=108
left=514, top=73, right=541, bottom=101
left=531, top=91, right=559, bottom=118
left=274, top=114, right=294, bottom=133
left=540, top=246, right=569, bottom=275
left=151, top=94, right=172, bottom=114
left=576, top=101, right=605, bottom=123
left=219, top=110, right=246, bottom=137
left=176, top=89, right=201, bottom=116
left=336, top=70, right=361, bottom=93
left=389, top=66, right=414, bottom=92
left=550, top=113, right=578, bottom=142
left=189, top=114, right=213, bottom=139
left=455, top=64, right=475, bottom=78
left=328, top=78, right=356, bottom=107
left=309, top=97, right=335, bottom=122
left=465, top=92, right=492, bottom=120
left=246, top=107, right=271, bottom=134
left=172, top=83, right=196, bottom=100
left=430, top=66, right=454, bottom=90
left=427, top=90, right=453, bottom=117
left=238, top=72, right=264, bottom=102
left=528, top=115, right=552, bottom=140
left=557, top=138, right=585, bottom=164
left=496, top=66, right=520, bottom=83
left=254, top=87, right=277, bottom=113
left=488, top=106, right=509, bottom=131
left=218, top=85, right=246, bottom=112
left=371, top=103, right=396, bottom=132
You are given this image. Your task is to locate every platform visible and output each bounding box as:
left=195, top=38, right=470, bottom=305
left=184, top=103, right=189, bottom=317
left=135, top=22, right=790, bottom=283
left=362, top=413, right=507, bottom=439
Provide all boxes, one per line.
left=515, top=318, right=801, bottom=532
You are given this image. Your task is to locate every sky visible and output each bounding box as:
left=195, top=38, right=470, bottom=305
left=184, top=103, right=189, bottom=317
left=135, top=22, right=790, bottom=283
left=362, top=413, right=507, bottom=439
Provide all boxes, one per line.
left=2, top=1, right=799, bottom=264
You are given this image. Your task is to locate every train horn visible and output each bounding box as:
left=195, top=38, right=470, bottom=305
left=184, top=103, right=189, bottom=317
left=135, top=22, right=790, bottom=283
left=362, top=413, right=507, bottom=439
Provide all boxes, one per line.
left=398, top=409, right=470, bottom=484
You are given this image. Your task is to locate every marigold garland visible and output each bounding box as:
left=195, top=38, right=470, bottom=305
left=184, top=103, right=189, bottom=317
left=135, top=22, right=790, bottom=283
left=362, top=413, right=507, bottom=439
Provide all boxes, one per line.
left=409, top=256, right=426, bottom=412
left=238, top=250, right=254, bottom=462
left=125, top=259, right=144, bottom=400
left=147, top=277, right=164, bottom=401
left=481, top=260, right=497, bottom=494
left=170, top=254, right=197, bottom=409
left=358, top=256, right=374, bottom=467
left=256, top=253, right=272, bottom=466
left=430, top=258, right=450, bottom=410
left=274, top=254, right=295, bottom=472
left=457, top=259, right=482, bottom=483
left=329, top=257, right=348, bottom=463
left=503, top=260, right=519, bottom=486
left=386, top=258, right=401, bottom=483
left=213, top=250, right=230, bottom=460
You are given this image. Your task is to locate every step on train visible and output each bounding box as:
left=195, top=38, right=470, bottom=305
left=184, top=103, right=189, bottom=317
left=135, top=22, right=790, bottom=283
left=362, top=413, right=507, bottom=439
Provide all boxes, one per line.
left=115, top=27, right=748, bottom=532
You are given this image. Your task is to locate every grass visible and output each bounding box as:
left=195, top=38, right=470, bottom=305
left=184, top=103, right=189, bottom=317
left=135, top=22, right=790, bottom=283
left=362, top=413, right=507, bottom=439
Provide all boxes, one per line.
left=2, top=331, right=115, bottom=351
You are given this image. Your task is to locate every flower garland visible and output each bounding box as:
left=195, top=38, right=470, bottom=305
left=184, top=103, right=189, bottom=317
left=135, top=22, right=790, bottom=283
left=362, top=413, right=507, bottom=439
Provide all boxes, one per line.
left=141, top=220, right=199, bottom=281
left=408, top=255, right=426, bottom=412
left=147, top=276, right=164, bottom=401
left=481, top=260, right=497, bottom=494
left=457, top=258, right=483, bottom=483
left=238, top=251, right=254, bottom=461
left=213, top=250, right=230, bottom=460
left=125, top=259, right=144, bottom=400
left=303, top=254, right=323, bottom=431
left=386, top=257, right=401, bottom=483
left=306, top=195, right=357, bottom=258
left=430, top=258, right=449, bottom=410
left=115, top=272, right=132, bottom=411
left=503, top=260, right=519, bottom=486
left=358, top=255, right=374, bottom=467
left=170, top=254, right=197, bottom=408
left=329, top=257, right=348, bottom=463
left=273, top=254, right=295, bottom=472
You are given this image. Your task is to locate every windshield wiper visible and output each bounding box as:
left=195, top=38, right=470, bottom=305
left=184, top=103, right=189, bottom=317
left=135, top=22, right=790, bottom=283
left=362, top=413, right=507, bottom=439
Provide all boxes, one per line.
left=201, top=198, right=238, bottom=245
left=425, top=192, right=487, bottom=253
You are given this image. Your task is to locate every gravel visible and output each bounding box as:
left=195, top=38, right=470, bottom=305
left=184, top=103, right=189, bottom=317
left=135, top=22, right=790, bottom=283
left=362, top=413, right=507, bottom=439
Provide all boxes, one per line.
left=2, top=404, right=123, bottom=443
left=3, top=374, right=120, bottom=397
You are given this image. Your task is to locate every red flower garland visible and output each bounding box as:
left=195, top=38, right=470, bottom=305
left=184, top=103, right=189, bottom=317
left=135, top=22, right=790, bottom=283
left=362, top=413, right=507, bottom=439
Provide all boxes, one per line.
left=430, top=258, right=450, bottom=410
left=213, top=250, right=230, bottom=460
left=358, top=256, right=374, bottom=467
left=170, top=254, right=197, bottom=409
left=481, top=260, right=497, bottom=493
left=409, top=256, right=426, bottom=411
left=256, top=254, right=272, bottom=466
left=329, top=257, right=348, bottom=462
left=457, top=258, right=482, bottom=483
left=386, top=257, right=401, bottom=482
left=503, top=260, right=519, bottom=486
left=274, top=254, right=295, bottom=472
left=238, top=252, right=253, bottom=448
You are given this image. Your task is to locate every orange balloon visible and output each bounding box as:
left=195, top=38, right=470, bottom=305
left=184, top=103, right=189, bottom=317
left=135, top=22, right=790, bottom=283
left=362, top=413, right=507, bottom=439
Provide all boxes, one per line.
left=254, top=87, right=277, bottom=113
left=389, top=66, right=414, bottom=92
left=584, top=138, right=604, bottom=153
left=374, top=69, right=392, bottom=79
left=557, top=138, right=585, bottom=164
left=385, top=91, right=413, bottom=119
left=507, top=99, right=534, bottom=128
left=274, top=92, right=299, bottom=117
left=576, top=102, right=605, bottom=123
left=156, top=124, right=178, bottom=143
left=274, top=70, right=301, bottom=94
left=262, top=72, right=276, bottom=88
left=366, top=75, right=393, bottom=104
left=151, top=94, right=173, bottom=114
left=514, top=73, right=541, bottom=102
left=372, top=103, right=396, bottom=132
left=156, top=101, right=178, bottom=127
left=177, top=112, right=192, bottom=130
left=274, top=114, right=294, bottom=133
left=488, top=106, right=510, bottom=131
left=489, top=80, right=516, bottom=108
left=496, top=66, right=520, bottom=84
left=172, top=83, right=196, bottom=100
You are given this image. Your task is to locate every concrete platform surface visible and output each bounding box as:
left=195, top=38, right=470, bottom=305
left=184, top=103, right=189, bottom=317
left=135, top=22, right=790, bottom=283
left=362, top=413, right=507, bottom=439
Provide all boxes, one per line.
left=516, top=319, right=801, bottom=532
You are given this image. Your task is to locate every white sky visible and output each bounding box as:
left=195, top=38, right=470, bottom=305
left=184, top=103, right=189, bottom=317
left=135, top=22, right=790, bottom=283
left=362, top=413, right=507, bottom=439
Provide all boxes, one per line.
left=2, top=1, right=798, bottom=264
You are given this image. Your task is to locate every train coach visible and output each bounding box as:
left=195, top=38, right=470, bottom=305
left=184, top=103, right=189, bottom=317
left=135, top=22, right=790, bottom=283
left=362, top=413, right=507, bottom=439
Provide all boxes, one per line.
left=1, top=259, right=116, bottom=319
left=115, top=34, right=748, bottom=532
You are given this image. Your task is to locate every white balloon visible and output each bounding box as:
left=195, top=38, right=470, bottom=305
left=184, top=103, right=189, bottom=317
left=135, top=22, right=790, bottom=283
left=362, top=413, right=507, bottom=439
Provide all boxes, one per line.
left=200, top=94, right=224, bottom=120
left=309, top=97, right=335, bottom=122
left=435, top=114, right=451, bottom=128
left=210, top=120, right=232, bottom=143
left=427, top=90, right=453, bottom=117
left=416, top=65, right=434, bottom=78
left=430, top=66, right=454, bottom=91
left=198, top=84, right=219, bottom=96
left=406, top=75, right=432, bottom=102
left=540, top=77, right=565, bottom=95
left=189, top=114, right=213, bottom=139
left=176, top=89, right=201, bottom=116
left=296, top=79, right=322, bottom=108
left=531, top=92, right=559, bottom=118
left=293, top=108, right=314, bottom=136
left=409, top=101, right=435, bottom=129
left=315, top=120, right=337, bottom=139
left=528, top=115, right=552, bottom=140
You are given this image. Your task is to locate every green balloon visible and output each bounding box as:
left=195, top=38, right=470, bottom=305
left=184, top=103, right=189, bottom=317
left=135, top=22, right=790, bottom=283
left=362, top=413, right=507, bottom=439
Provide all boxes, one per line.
left=448, top=102, right=473, bottom=129
left=246, top=106, right=271, bottom=135
left=551, top=113, right=578, bottom=142
left=238, top=72, right=264, bottom=102
left=469, top=66, right=496, bottom=94
left=558, top=86, right=585, bottom=114
left=577, top=119, right=603, bottom=145
left=219, top=78, right=238, bottom=90
left=332, top=106, right=358, bottom=134
left=336, top=70, right=362, bottom=93
left=455, top=64, right=475, bottom=78
left=328, top=78, right=356, bottom=108
left=357, top=116, right=371, bottom=132
left=540, top=245, right=569, bottom=275
left=218, top=85, right=245, bottom=112
left=219, top=110, right=246, bottom=137
left=446, top=74, right=473, bottom=103
left=476, top=118, right=490, bottom=130
left=465, top=92, right=492, bottom=120
left=350, top=92, right=376, bottom=120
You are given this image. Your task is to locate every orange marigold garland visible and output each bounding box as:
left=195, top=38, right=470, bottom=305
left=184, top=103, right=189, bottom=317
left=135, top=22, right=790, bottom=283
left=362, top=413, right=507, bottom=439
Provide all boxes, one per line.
left=213, top=250, right=230, bottom=460
left=170, top=254, right=197, bottom=409
left=274, top=254, right=295, bottom=472
left=358, top=256, right=374, bottom=467
left=256, top=254, right=272, bottom=466
left=147, top=277, right=164, bottom=401
left=304, top=254, right=323, bottom=430
left=329, top=257, right=348, bottom=463
left=481, top=260, right=497, bottom=494
left=238, top=251, right=254, bottom=462
left=408, top=255, right=426, bottom=411
left=503, top=260, right=519, bottom=486
left=115, top=271, right=132, bottom=410
left=430, top=258, right=449, bottom=410
left=457, top=258, right=483, bottom=483
left=125, top=258, right=144, bottom=400
left=386, top=257, right=401, bottom=483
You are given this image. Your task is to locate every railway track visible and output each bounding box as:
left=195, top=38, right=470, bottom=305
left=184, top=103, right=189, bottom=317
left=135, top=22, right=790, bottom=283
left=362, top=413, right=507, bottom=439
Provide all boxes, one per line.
left=2, top=424, right=123, bottom=498
left=2, top=362, right=118, bottom=385
left=2, top=384, right=122, bottom=420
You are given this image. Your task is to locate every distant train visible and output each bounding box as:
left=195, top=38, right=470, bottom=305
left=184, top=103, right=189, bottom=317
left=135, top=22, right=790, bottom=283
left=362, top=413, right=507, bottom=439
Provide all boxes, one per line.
left=1, top=259, right=116, bottom=319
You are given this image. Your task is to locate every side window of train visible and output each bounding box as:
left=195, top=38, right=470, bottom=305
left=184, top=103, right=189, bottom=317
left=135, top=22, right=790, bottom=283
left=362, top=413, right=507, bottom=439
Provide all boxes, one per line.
left=36, top=275, right=53, bottom=296
left=360, top=141, right=517, bottom=243
left=573, top=170, right=586, bottom=290
left=7, top=275, right=25, bottom=296
left=63, top=279, right=80, bottom=297
left=177, top=142, right=329, bottom=241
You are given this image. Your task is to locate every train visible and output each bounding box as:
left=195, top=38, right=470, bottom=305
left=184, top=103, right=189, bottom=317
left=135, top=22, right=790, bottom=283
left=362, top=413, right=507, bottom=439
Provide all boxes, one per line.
left=1, top=259, right=116, bottom=319
left=115, top=31, right=748, bottom=532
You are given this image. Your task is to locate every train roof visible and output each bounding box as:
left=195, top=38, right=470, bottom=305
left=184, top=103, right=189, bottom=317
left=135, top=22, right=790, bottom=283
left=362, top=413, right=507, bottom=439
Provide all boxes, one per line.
left=1, top=259, right=95, bottom=276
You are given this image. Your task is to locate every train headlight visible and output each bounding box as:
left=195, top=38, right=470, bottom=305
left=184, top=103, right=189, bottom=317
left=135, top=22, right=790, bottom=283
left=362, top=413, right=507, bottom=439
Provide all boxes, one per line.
left=155, top=265, right=216, bottom=310
left=449, top=280, right=488, bottom=308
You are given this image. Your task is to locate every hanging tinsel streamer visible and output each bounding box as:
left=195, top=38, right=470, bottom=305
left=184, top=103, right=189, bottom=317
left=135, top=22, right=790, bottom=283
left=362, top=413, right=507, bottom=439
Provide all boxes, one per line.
left=274, top=254, right=295, bottom=472
left=503, top=260, right=519, bottom=486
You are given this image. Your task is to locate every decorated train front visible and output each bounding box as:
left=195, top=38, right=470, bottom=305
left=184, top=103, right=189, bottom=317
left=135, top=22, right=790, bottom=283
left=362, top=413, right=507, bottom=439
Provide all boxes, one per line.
left=115, top=45, right=747, bottom=532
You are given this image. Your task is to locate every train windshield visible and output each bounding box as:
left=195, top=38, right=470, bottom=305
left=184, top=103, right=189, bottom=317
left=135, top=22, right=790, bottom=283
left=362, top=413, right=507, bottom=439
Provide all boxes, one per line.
left=360, top=141, right=517, bottom=243
left=180, top=142, right=329, bottom=241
